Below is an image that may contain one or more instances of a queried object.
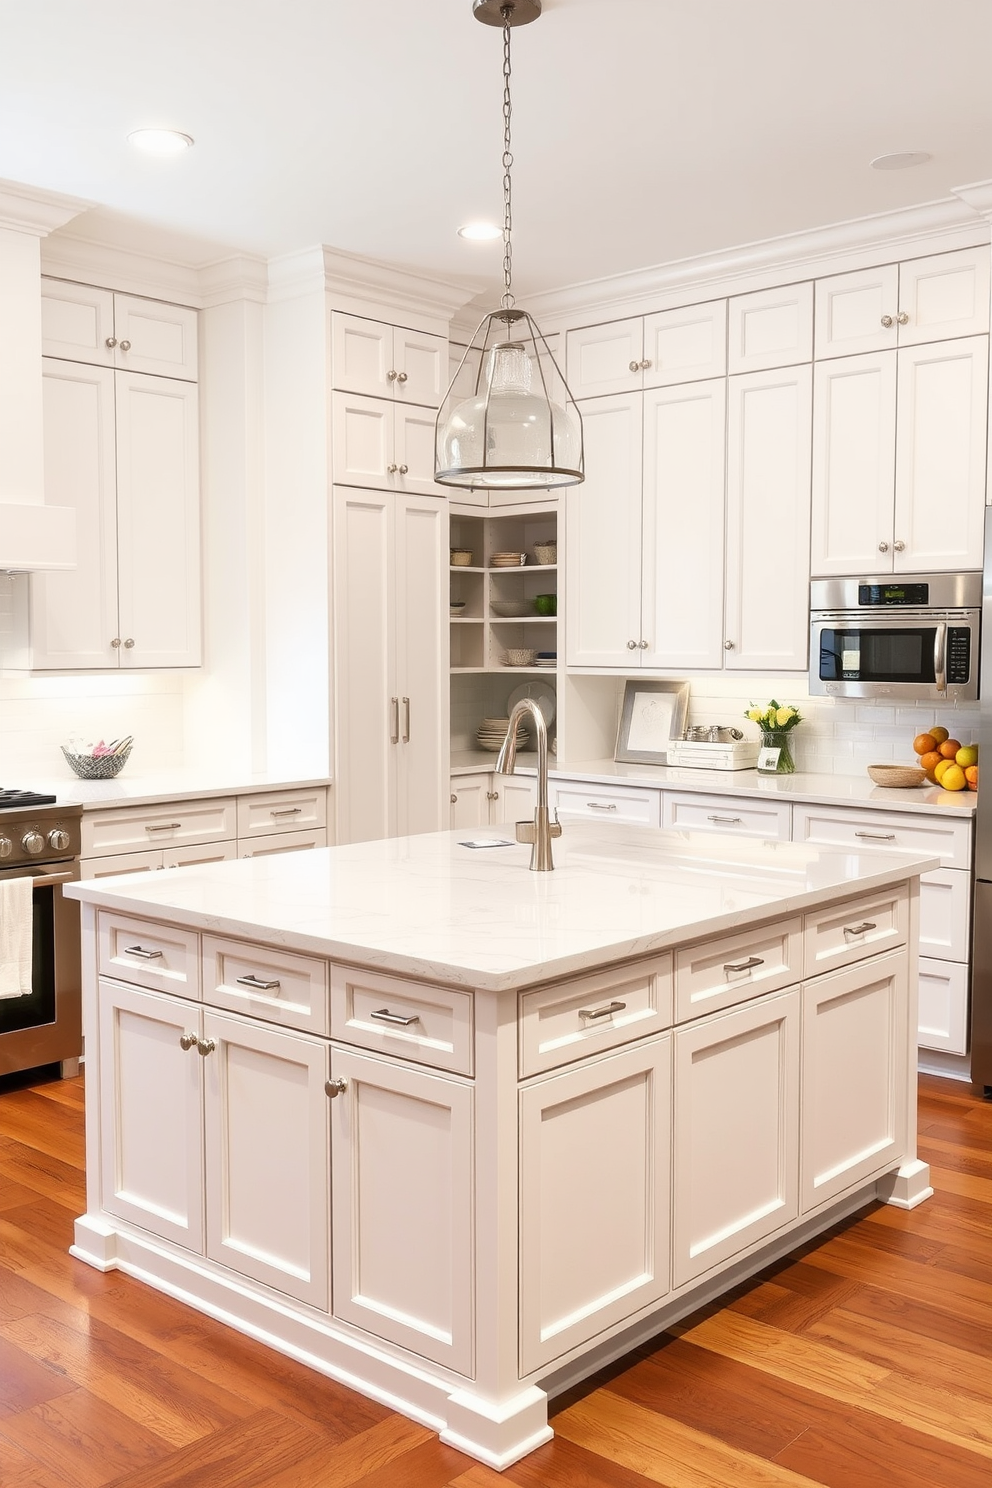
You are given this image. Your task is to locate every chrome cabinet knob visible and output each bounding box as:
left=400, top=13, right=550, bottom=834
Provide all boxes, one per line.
left=48, top=829, right=70, bottom=851
left=897, top=312, right=909, bottom=325
left=195, top=1036, right=216, bottom=1056
left=638, top=639, right=648, bottom=648
left=123, top=638, right=135, bottom=648
left=105, top=336, right=118, bottom=348
left=724, top=639, right=734, bottom=650
left=639, top=359, right=652, bottom=370
left=450, top=793, right=457, bottom=804
left=627, top=639, right=637, bottom=649
left=179, top=1032, right=197, bottom=1051
left=894, top=539, right=906, bottom=552
left=325, top=1077, right=348, bottom=1098
left=628, top=360, right=640, bottom=372
left=396, top=371, right=408, bottom=383
left=878, top=540, right=889, bottom=552
left=386, top=369, right=398, bottom=381
left=388, top=463, right=399, bottom=474
left=111, top=637, right=122, bottom=648
left=881, top=314, right=894, bottom=328
left=22, top=831, right=44, bottom=855
left=0, top=837, right=12, bottom=860
left=119, top=339, right=131, bottom=352
left=398, top=464, right=409, bottom=474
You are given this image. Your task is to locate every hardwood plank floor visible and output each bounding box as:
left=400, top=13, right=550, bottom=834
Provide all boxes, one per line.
left=1, top=1068, right=990, bottom=1486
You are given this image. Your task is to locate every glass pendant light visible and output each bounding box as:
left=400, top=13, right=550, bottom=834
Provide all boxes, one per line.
left=435, top=1, right=584, bottom=491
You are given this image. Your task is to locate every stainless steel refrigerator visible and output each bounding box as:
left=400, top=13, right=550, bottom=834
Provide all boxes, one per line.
left=972, top=513, right=992, bottom=1092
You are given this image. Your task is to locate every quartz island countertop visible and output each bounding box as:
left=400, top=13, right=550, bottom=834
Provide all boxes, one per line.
left=66, top=821, right=939, bottom=993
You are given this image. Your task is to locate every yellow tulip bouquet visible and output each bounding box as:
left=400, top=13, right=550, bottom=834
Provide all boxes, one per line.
left=745, top=700, right=803, bottom=774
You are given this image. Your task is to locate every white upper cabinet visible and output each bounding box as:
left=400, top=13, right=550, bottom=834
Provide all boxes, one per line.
left=330, top=312, right=446, bottom=406
left=566, top=301, right=726, bottom=399
left=41, top=278, right=198, bottom=380
left=331, top=391, right=446, bottom=497
left=810, top=351, right=898, bottom=576
left=815, top=248, right=990, bottom=358
left=724, top=364, right=813, bottom=670
left=727, top=283, right=813, bottom=374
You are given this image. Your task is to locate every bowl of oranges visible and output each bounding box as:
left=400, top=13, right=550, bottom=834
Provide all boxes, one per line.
left=910, top=727, right=978, bottom=792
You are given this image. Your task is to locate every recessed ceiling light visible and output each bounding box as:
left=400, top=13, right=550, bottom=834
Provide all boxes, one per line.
left=870, top=151, right=931, bottom=171
left=127, top=129, right=195, bottom=157
left=457, top=221, right=501, bottom=241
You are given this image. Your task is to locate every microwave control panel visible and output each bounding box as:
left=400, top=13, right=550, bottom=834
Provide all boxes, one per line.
left=948, top=627, right=972, bottom=683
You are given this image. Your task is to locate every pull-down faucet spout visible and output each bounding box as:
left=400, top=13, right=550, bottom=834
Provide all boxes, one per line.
left=495, top=696, right=561, bottom=871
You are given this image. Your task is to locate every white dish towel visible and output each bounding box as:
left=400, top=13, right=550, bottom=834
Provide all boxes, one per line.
left=0, top=876, right=33, bottom=999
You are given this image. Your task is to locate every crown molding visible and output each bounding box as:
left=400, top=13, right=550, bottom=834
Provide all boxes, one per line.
left=0, top=180, right=91, bottom=237
left=523, top=195, right=991, bottom=330
left=198, top=255, right=268, bottom=307
left=41, top=231, right=208, bottom=304
left=319, top=245, right=479, bottom=325
left=265, top=247, right=329, bottom=304
left=953, top=178, right=992, bottom=221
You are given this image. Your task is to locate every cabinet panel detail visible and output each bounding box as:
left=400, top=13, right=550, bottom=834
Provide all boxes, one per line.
left=519, top=954, right=673, bottom=1077
left=203, top=937, right=329, bottom=1035
left=918, top=956, right=969, bottom=1055
left=331, top=965, right=473, bottom=1075
left=804, top=886, right=908, bottom=978
left=98, top=913, right=201, bottom=999
left=675, top=917, right=802, bottom=1021
left=728, top=283, right=813, bottom=373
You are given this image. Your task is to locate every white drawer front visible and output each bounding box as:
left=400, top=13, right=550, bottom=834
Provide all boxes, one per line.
left=552, top=782, right=661, bottom=826
left=239, top=828, right=327, bottom=858
left=98, top=912, right=200, bottom=999
left=236, top=788, right=327, bottom=840
left=792, top=804, right=972, bottom=870
left=519, top=954, right=673, bottom=1077
left=919, top=868, right=971, bottom=963
left=82, top=798, right=237, bottom=858
left=918, top=956, right=969, bottom=1054
left=331, top=965, right=473, bottom=1075
left=804, top=886, right=908, bottom=978
left=663, top=791, right=791, bottom=841
left=675, top=916, right=803, bottom=1021
left=203, top=936, right=329, bottom=1035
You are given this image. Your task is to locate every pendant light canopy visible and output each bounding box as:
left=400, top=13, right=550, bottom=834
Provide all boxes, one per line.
left=435, top=1, right=584, bottom=492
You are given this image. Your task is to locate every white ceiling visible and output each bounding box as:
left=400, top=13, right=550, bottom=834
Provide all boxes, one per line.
left=3, top=0, right=992, bottom=296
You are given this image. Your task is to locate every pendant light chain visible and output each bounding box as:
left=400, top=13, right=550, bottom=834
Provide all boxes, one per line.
left=500, top=6, right=514, bottom=310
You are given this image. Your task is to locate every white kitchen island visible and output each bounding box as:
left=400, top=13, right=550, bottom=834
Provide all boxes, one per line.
left=66, top=823, right=937, bottom=1469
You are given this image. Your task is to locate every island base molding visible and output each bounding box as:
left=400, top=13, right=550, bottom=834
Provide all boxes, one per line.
left=70, top=1156, right=928, bottom=1471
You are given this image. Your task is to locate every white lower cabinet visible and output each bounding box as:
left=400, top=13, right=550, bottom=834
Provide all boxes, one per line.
left=673, top=989, right=800, bottom=1288
left=329, top=1044, right=474, bottom=1375
left=518, top=1034, right=672, bottom=1374
left=553, top=779, right=661, bottom=826
left=917, top=957, right=969, bottom=1055
left=450, top=772, right=538, bottom=829
left=801, top=952, right=908, bottom=1212
left=97, top=980, right=330, bottom=1307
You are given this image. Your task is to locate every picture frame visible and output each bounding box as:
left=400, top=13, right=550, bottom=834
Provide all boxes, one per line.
left=614, top=679, right=690, bottom=764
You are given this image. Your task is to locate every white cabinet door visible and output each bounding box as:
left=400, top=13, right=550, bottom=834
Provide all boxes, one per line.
left=897, top=248, right=991, bottom=347
left=893, top=336, right=988, bottom=573
left=725, top=365, right=812, bottom=670
left=202, top=1010, right=329, bottom=1308
left=728, top=283, right=813, bottom=373
left=32, top=359, right=120, bottom=669
left=918, top=867, right=971, bottom=963
left=331, top=313, right=394, bottom=397
left=519, top=1035, right=671, bottom=1374
left=162, top=841, right=239, bottom=870
left=450, top=775, right=489, bottom=829
left=392, top=326, right=447, bottom=406
left=642, top=301, right=727, bottom=387
left=494, top=774, right=538, bottom=825
left=641, top=379, right=726, bottom=669
left=394, top=404, right=446, bottom=497
left=41, top=280, right=115, bottom=366
left=332, top=390, right=393, bottom=489
left=113, top=295, right=198, bottom=381
left=566, top=320, right=644, bottom=398
left=810, top=352, right=897, bottom=577
left=918, top=956, right=969, bottom=1055
left=330, top=1046, right=474, bottom=1375
left=115, top=371, right=201, bottom=667
left=393, top=494, right=447, bottom=838
left=814, top=264, right=900, bottom=359
left=97, top=979, right=204, bottom=1250
left=564, top=394, right=643, bottom=666
left=673, top=989, right=800, bottom=1288
left=801, top=953, right=908, bottom=1213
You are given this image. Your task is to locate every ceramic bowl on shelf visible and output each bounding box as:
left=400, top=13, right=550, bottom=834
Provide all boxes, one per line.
left=449, top=600, right=467, bottom=616
left=866, top=763, right=927, bottom=788
left=450, top=548, right=474, bottom=566
left=533, top=593, right=556, bottom=616
left=490, top=600, right=529, bottom=618
left=532, top=542, right=557, bottom=565
left=503, top=648, right=537, bottom=667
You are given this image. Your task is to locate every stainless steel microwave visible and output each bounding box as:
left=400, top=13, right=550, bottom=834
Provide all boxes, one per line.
left=809, top=574, right=981, bottom=701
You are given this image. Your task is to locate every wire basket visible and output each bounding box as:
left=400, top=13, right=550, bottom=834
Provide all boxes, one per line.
left=61, top=741, right=133, bottom=779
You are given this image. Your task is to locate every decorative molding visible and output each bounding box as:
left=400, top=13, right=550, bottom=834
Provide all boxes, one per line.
left=198, top=255, right=268, bottom=307
left=523, top=195, right=992, bottom=331
left=0, top=179, right=90, bottom=237
left=953, top=178, right=992, bottom=222
left=41, top=231, right=207, bottom=304
left=265, top=247, right=330, bottom=305
left=319, top=245, right=479, bottom=327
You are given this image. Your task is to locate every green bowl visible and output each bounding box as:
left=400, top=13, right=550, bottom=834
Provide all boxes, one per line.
left=534, top=594, right=557, bottom=616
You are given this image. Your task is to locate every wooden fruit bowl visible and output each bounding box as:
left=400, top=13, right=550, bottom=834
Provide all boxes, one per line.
left=866, top=764, right=926, bottom=788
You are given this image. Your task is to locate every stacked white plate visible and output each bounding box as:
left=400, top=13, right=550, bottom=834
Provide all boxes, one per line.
left=476, top=716, right=530, bottom=752
left=491, top=551, right=525, bottom=567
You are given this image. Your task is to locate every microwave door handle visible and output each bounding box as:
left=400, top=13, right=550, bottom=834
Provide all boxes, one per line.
left=934, top=622, right=947, bottom=692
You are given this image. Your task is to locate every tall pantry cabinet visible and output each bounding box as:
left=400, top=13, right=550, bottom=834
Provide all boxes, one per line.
left=330, top=311, right=450, bottom=845
left=33, top=278, right=201, bottom=670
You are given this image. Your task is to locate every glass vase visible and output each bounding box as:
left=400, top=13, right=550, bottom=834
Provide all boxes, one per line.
left=758, top=730, right=796, bottom=774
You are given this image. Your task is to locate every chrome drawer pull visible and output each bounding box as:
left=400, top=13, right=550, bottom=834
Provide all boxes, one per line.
left=370, top=1007, right=420, bottom=1026
left=325, top=1078, right=348, bottom=1098
left=708, top=815, right=743, bottom=824
left=724, top=955, right=764, bottom=975
left=855, top=831, right=896, bottom=841
left=124, top=944, right=164, bottom=959
left=270, top=807, right=302, bottom=818
left=579, top=1000, right=627, bottom=1021
left=587, top=801, right=617, bottom=811
left=145, top=822, right=182, bottom=833
left=236, top=974, right=281, bottom=991
left=844, top=921, right=877, bottom=938
left=195, top=1037, right=216, bottom=1057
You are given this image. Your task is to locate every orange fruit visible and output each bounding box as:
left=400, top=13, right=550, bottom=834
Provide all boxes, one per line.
left=965, top=765, right=979, bottom=791
left=930, top=726, right=950, bottom=744
left=919, top=749, right=942, bottom=775
left=933, top=758, right=954, bottom=782
left=940, top=763, right=967, bottom=791
left=913, top=733, right=937, bottom=756
left=938, top=738, right=962, bottom=758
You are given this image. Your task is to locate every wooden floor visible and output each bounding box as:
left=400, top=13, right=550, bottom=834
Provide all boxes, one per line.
left=1, top=1072, right=991, bottom=1488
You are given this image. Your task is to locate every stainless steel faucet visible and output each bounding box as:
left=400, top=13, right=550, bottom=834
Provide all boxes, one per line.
left=495, top=697, right=561, bottom=871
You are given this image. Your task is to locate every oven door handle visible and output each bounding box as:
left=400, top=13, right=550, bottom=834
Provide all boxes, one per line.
left=934, top=622, right=947, bottom=692
left=10, top=868, right=75, bottom=889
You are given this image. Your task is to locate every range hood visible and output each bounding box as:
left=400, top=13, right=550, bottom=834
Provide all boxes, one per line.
left=0, top=502, right=75, bottom=571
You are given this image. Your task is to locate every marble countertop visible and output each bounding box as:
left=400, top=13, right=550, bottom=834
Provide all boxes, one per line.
left=450, top=753, right=975, bottom=817
left=66, top=822, right=938, bottom=993
left=25, top=769, right=332, bottom=811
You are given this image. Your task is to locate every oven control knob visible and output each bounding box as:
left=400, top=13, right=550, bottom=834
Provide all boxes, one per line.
left=22, top=830, right=45, bottom=855
left=48, top=829, right=71, bottom=852
left=0, top=836, right=11, bottom=859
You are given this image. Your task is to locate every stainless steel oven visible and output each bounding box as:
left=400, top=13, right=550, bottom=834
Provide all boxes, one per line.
left=0, top=802, right=83, bottom=1078
left=809, top=573, right=981, bottom=701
